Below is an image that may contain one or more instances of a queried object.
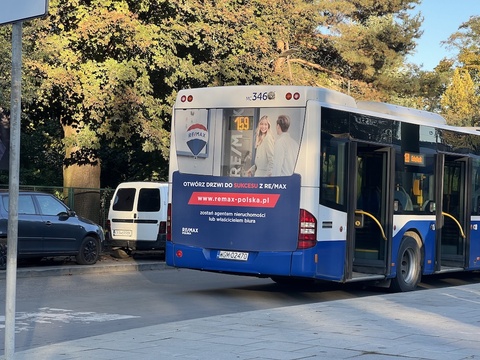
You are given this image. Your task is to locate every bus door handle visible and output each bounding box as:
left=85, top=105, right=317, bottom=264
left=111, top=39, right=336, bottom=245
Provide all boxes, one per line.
left=355, top=210, right=387, bottom=241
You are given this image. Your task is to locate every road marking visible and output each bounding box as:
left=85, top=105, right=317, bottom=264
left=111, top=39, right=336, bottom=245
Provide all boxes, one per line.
left=0, top=307, right=140, bottom=333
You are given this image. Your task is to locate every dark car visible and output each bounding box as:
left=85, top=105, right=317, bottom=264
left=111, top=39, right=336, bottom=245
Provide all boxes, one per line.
left=0, top=191, right=105, bottom=270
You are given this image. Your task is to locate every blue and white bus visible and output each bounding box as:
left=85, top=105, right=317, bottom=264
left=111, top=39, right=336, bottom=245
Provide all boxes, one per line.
left=166, top=85, right=480, bottom=292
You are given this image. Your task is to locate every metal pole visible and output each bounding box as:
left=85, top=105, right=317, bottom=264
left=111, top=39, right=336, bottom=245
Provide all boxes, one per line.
left=4, top=21, right=23, bottom=359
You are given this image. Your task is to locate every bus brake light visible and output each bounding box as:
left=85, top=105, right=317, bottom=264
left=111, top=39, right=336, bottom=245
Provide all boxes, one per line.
left=298, top=209, right=317, bottom=249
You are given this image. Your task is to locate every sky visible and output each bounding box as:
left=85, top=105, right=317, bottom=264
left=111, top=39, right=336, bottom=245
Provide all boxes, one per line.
left=407, top=0, right=480, bottom=70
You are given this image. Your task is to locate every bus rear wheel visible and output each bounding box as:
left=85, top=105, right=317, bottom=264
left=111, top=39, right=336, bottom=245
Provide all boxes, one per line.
left=391, top=234, right=421, bottom=292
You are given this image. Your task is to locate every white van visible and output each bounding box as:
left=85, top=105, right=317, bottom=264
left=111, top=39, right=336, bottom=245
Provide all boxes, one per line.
left=106, top=182, right=168, bottom=253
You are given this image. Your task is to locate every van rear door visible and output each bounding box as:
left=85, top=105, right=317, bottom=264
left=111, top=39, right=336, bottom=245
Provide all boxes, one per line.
left=110, top=186, right=138, bottom=241
left=135, top=187, right=163, bottom=242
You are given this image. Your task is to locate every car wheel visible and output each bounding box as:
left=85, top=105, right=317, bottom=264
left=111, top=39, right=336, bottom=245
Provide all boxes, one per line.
left=76, top=236, right=99, bottom=265
left=0, top=243, right=6, bottom=270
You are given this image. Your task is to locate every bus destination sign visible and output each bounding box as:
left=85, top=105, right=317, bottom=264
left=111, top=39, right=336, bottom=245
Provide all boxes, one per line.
left=404, top=152, right=425, bottom=166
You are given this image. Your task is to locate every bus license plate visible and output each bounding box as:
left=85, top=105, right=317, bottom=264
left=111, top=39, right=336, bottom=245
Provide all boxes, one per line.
left=218, top=251, right=249, bottom=261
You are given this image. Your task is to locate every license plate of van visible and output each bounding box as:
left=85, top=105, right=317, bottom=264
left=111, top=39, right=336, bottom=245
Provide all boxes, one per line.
left=113, top=229, right=132, bottom=236
left=218, top=251, right=248, bottom=261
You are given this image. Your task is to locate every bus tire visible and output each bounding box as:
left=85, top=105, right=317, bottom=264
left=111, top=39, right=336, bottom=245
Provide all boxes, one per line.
left=391, top=235, right=422, bottom=292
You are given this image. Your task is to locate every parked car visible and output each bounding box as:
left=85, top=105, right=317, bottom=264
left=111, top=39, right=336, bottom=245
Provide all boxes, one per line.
left=0, top=191, right=105, bottom=270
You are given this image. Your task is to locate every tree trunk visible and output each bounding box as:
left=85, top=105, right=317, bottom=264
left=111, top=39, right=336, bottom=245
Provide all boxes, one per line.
left=63, top=124, right=101, bottom=224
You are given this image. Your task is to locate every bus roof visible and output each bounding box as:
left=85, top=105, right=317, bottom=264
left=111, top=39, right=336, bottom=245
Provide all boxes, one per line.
left=176, top=85, right=456, bottom=128
left=357, top=101, right=447, bottom=125
left=175, top=85, right=357, bottom=109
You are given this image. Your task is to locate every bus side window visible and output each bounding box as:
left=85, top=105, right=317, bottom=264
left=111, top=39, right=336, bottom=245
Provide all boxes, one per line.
left=320, top=136, right=347, bottom=210
left=394, top=186, right=413, bottom=212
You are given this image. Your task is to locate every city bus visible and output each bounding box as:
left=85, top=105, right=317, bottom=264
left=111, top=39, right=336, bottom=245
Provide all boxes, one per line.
left=166, top=85, right=480, bottom=292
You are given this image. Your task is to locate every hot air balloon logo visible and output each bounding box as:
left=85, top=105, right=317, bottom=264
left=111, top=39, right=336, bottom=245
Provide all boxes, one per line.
left=186, top=123, right=208, bottom=156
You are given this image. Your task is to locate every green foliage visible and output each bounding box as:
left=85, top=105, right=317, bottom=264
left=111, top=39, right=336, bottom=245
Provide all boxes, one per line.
left=441, top=68, right=478, bottom=126
left=22, top=0, right=170, bottom=186
left=443, top=16, right=480, bottom=126
left=0, top=28, right=12, bottom=110
left=314, top=0, right=422, bottom=90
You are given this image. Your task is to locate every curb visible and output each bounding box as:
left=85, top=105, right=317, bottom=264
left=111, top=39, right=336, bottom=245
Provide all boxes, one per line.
left=1, top=259, right=169, bottom=278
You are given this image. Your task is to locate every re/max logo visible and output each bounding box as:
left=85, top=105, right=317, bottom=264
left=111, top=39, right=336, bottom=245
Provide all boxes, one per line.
left=182, top=227, right=198, bottom=235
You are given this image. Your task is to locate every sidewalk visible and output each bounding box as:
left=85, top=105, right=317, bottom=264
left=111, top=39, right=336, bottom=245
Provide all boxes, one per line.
left=6, top=281, right=480, bottom=360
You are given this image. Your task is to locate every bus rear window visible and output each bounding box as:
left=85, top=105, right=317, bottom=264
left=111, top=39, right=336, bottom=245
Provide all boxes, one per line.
left=221, top=108, right=304, bottom=177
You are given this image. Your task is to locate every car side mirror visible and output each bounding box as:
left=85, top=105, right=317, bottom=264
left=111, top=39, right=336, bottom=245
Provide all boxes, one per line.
left=58, top=211, right=70, bottom=220
left=58, top=210, right=75, bottom=220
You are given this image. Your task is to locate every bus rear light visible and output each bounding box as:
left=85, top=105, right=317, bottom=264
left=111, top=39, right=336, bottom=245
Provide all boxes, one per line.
left=176, top=250, right=183, bottom=258
left=180, top=95, right=194, bottom=102
left=285, top=92, right=301, bottom=101
left=298, top=209, right=317, bottom=249
left=166, top=203, right=172, bottom=241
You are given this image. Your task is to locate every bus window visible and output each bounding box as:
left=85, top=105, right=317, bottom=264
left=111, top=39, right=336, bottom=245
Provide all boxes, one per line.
left=471, top=158, right=480, bottom=215
left=320, top=133, right=347, bottom=211
left=221, top=108, right=304, bottom=177
left=394, top=153, right=435, bottom=213
left=221, top=108, right=255, bottom=177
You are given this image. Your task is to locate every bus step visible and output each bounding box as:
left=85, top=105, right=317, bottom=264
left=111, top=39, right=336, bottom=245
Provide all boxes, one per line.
left=437, top=266, right=464, bottom=274
left=348, top=272, right=386, bottom=283
left=355, top=248, right=379, bottom=260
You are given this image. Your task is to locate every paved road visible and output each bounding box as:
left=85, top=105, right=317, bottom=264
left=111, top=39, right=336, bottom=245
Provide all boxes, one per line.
left=5, top=279, right=480, bottom=359
left=2, top=256, right=480, bottom=359
left=1, top=254, right=378, bottom=356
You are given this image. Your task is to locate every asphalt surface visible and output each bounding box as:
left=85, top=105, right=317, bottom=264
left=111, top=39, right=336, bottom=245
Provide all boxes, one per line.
left=2, top=254, right=480, bottom=360
left=4, top=251, right=168, bottom=278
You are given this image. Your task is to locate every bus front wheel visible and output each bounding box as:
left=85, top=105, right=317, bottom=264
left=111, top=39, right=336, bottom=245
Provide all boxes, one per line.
left=391, top=235, right=422, bottom=292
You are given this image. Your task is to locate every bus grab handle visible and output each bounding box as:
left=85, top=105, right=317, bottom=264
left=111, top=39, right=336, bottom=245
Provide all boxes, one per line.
left=355, top=210, right=387, bottom=241
left=442, top=212, right=466, bottom=239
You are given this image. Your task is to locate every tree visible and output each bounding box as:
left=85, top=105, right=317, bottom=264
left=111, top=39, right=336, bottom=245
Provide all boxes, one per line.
left=442, top=16, right=480, bottom=126
left=22, top=0, right=169, bottom=220
left=446, top=16, right=480, bottom=84
left=302, top=0, right=423, bottom=99
left=441, top=68, right=478, bottom=126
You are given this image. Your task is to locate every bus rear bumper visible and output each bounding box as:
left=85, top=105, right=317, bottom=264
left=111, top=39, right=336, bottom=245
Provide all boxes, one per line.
left=166, top=242, right=293, bottom=277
